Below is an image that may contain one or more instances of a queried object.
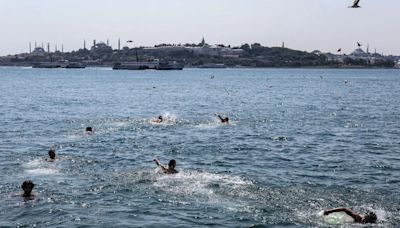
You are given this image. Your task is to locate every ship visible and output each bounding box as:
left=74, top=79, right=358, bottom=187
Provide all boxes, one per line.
left=156, top=61, right=183, bottom=70
left=32, top=62, right=62, bottom=68
left=33, top=61, right=86, bottom=69
left=64, top=62, right=86, bottom=69
left=113, top=61, right=158, bottom=70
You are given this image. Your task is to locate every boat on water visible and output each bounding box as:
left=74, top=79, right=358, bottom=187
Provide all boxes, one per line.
left=113, top=60, right=183, bottom=70
left=33, top=61, right=86, bottom=69
left=156, top=61, right=183, bottom=70
left=395, top=61, right=400, bottom=69
left=65, top=62, right=86, bottom=69
left=198, top=63, right=226, bottom=68
left=32, top=62, right=62, bottom=68
left=113, top=61, right=158, bottom=70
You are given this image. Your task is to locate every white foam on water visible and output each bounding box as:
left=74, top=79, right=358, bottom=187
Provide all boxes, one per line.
left=195, top=118, right=236, bottom=129
left=148, top=112, right=178, bottom=126
left=153, top=171, right=254, bottom=207
left=23, top=159, right=59, bottom=175
left=26, top=168, right=59, bottom=175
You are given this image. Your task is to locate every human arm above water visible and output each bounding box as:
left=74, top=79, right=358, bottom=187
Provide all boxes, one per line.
left=323, top=208, right=363, bottom=223
left=154, top=159, right=167, bottom=173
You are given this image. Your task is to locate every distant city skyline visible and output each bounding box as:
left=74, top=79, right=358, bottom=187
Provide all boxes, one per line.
left=0, top=0, right=399, bottom=56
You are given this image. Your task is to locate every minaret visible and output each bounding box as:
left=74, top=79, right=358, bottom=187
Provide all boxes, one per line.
left=118, top=38, right=121, bottom=50
left=61, top=44, right=64, bottom=53
left=55, top=45, right=57, bottom=52
left=47, top=43, right=50, bottom=53
left=84, top=40, right=86, bottom=50
left=35, top=41, right=37, bottom=48
left=29, top=42, right=32, bottom=54
left=93, top=39, right=96, bottom=49
left=282, top=41, right=285, bottom=49
left=42, top=43, right=44, bottom=49
left=367, top=43, right=369, bottom=54
left=201, top=37, right=205, bottom=46
left=107, top=39, right=109, bottom=46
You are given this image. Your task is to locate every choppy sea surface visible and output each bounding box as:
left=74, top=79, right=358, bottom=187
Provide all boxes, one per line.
left=0, top=67, right=399, bottom=227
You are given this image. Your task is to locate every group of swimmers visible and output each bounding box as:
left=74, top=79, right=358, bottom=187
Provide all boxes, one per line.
left=17, top=115, right=378, bottom=225
left=153, top=114, right=229, bottom=124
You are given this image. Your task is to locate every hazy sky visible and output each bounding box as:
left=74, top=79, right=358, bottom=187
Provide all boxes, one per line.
left=0, top=0, right=399, bottom=55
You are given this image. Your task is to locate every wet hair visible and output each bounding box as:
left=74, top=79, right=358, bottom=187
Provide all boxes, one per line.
left=168, top=160, right=176, bottom=168
left=363, top=212, right=377, bottom=223
left=48, top=149, right=56, bottom=159
left=158, top=116, right=163, bottom=120
left=21, top=180, right=35, bottom=191
left=86, top=127, right=93, bottom=132
left=224, top=117, right=229, bottom=122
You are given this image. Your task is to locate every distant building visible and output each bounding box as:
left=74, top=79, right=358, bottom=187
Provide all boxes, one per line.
left=323, top=48, right=391, bottom=66
left=186, top=45, right=243, bottom=57
left=31, top=47, right=46, bottom=56
left=91, top=41, right=112, bottom=52
left=145, top=43, right=243, bottom=58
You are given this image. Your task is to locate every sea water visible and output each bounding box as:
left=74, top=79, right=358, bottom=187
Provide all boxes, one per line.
left=0, top=67, right=399, bottom=227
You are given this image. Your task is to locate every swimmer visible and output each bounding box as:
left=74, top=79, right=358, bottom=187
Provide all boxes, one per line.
left=21, top=180, right=35, bottom=199
left=215, top=114, right=229, bottom=124
left=154, top=159, right=178, bottom=174
left=323, top=207, right=377, bottom=224
left=47, top=149, right=56, bottom=161
left=154, top=116, right=163, bottom=123
left=85, top=126, right=93, bottom=134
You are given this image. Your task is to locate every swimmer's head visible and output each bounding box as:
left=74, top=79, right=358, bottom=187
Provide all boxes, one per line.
left=158, top=116, right=163, bottom=120
left=224, top=117, right=229, bottom=122
left=363, top=211, right=377, bottom=224
left=168, top=160, right=176, bottom=169
left=21, top=180, right=35, bottom=196
left=48, top=149, right=56, bottom=159
left=86, top=127, right=93, bottom=132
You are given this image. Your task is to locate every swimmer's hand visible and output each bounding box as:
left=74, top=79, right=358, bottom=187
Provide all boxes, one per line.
left=154, top=159, right=161, bottom=167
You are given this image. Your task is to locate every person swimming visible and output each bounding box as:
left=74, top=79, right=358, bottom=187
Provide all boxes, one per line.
left=21, top=180, right=35, bottom=199
left=85, top=127, right=93, bottom=134
left=323, top=207, right=377, bottom=224
left=154, top=159, right=178, bottom=174
left=216, top=114, right=229, bottom=124
left=47, top=149, right=56, bottom=161
left=155, top=116, right=163, bottom=123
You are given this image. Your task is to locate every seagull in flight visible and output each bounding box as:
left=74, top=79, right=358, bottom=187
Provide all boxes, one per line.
left=349, top=0, right=361, bottom=8
left=357, top=42, right=362, bottom=47
left=127, top=40, right=134, bottom=43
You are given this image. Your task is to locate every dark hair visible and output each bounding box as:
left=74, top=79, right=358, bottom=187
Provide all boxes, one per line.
left=21, top=180, right=35, bottom=190
left=86, top=127, right=93, bottom=132
left=168, top=160, right=176, bottom=167
left=158, top=116, right=163, bottom=120
left=48, top=149, right=56, bottom=158
left=363, top=212, right=377, bottom=223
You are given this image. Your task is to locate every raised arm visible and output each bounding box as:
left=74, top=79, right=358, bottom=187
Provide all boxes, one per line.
left=154, top=159, right=167, bottom=172
left=216, top=114, right=224, bottom=121
left=324, top=208, right=363, bottom=222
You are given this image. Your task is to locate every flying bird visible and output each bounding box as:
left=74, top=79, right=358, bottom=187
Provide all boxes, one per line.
left=357, top=42, right=362, bottom=47
left=349, top=0, right=361, bottom=8
left=337, top=48, right=342, bottom=53
left=127, top=40, right=134, bottom=43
